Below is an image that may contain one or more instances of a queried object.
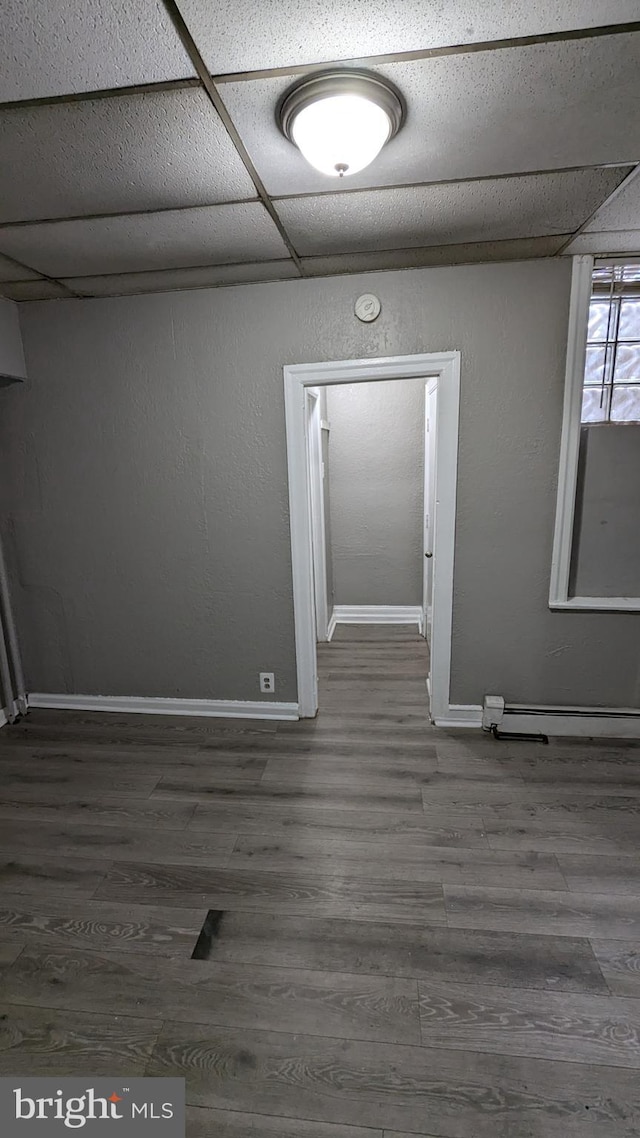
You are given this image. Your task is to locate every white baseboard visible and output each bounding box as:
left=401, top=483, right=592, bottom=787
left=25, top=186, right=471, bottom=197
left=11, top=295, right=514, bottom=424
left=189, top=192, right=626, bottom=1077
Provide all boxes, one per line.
left=327, top=610, right=337, bottom=642
left=333, top=605, right=423, bottom=627
left=433, top=704, right=483, bottom=729
left=28, top=693, right=299, bottom=721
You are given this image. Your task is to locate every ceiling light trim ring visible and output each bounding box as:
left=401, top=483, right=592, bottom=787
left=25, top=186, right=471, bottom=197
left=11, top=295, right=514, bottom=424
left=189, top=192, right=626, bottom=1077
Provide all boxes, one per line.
left=278, top=69, right=405, bottom=145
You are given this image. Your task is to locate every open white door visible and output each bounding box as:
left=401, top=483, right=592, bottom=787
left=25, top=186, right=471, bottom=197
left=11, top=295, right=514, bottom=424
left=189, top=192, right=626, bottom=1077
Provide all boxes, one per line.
left=422, top=379, right=438, bottom=647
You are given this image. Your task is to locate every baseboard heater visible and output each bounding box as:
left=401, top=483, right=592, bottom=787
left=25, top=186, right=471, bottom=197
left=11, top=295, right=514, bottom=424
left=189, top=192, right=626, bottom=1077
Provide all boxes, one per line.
left=483, top=695, right=640, bottom=741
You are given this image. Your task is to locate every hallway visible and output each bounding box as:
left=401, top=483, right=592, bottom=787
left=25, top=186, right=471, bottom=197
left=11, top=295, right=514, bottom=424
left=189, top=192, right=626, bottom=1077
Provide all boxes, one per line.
left=0, top=626, right=638, bottom=1135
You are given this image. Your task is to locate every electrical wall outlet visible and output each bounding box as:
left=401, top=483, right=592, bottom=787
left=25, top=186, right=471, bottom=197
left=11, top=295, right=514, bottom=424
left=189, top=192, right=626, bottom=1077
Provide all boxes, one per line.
left=259, top=672, right=275, bottom=694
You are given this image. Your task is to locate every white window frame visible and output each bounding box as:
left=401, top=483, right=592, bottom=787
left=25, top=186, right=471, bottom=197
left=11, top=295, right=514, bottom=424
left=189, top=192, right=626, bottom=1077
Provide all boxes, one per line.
left=549, top=254, right=640, bottom=612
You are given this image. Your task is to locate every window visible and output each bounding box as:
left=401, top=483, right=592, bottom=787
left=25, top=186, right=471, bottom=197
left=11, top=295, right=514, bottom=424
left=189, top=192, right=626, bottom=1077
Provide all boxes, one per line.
left=582, top=261, right=640, bottom=423
left=550, top=255, right=640, bottom=611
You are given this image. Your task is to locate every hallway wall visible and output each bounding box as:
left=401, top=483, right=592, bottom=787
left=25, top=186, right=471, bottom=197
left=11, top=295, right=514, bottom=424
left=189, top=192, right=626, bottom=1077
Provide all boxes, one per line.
left=326, top=380, right=424, bottom=607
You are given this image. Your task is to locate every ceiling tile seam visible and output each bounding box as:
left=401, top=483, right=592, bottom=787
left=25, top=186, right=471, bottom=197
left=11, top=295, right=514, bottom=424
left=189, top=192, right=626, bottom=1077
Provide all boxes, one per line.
left=299, top=249, right=571, bottom=271
left=3, top=163, right=633, bottom=233
left=9, top=240, right=573, bottom=300
left=574, top=227, right=640, bottom=236
left=269, top=164, right=638, bottom=203
left=1, top=232, right=567, bottom=289
left=0, top=79, right=201, bottom=114
left=269, top=223, right=607, bottom=260
left=31, top=235, right=571, bottom=286
left=159, top=0, right=304, bottom=274
left=25, top=243, right=572, bottom=300
left=210, top=22, right=640, bottom=85
left=0, top=22, right=637, bottom=114
left=555, top=164, right=640, bottom=255
left=0, top=250, right=80, bottom=298
left=66, top=274, right=301, bottom=298
left=0, top=198, right=261, bottom=231
left=295, top=232, right=573, bottom=256
left=53, top=257, right=299, bottom=282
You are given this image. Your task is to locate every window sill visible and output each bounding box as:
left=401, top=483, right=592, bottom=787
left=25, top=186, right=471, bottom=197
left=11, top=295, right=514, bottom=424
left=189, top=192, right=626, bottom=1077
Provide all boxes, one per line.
left=550, top=596, right=640, bottom=612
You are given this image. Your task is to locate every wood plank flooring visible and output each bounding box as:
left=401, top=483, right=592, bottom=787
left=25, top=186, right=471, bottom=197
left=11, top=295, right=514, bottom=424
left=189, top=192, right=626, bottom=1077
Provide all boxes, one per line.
left=0, top=623, right=639, bottom=1135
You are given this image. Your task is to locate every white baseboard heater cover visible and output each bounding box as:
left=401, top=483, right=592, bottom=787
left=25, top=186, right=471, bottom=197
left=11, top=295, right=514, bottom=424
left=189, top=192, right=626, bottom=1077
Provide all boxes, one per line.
left=482, top=695, right=640, bottom=739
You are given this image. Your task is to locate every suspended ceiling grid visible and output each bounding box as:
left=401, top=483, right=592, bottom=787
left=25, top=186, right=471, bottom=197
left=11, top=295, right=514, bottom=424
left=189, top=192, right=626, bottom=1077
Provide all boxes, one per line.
left=1, top=0, right=639, bottom=301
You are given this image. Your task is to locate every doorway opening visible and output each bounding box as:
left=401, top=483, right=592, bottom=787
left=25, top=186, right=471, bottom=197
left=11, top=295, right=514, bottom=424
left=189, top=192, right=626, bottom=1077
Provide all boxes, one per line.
left=306, top=378, right=430, bottom=644
left=284, top=353, right=461, bottom=723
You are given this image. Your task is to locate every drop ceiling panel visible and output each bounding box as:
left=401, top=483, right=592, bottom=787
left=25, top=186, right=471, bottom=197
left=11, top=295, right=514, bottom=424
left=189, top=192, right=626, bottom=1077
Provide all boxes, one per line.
left=564, top=230, right=640, bottom=254
left=583, top=170, right=640, bottom=231
left=0, top=88, right=256, bottom=224
left=221, top=34, right=640, bottom=196
left=0, top=204, right=290, bottom=277
left=1, top=280, right=76, bottom=301
left=276, top=169, right=629, bottom=256
left=299, top=235, right=571, bottom=276
left=0, top=254, right=40, bottom=282
left=0, top=0, right=194, bottom=103
left=64, top=261, right=300, bottom=297
left=177, top=0, right=640, bottom=74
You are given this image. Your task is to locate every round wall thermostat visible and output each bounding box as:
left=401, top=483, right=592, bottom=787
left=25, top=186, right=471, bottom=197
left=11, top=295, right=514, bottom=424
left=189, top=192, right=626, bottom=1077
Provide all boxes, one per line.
left=355, top=293, right=381, bottom=322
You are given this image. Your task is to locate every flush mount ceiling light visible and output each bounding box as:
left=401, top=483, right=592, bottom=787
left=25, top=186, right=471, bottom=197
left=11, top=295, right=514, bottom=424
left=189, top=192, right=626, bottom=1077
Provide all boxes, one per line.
left=279, top=70, right=404, bottom=178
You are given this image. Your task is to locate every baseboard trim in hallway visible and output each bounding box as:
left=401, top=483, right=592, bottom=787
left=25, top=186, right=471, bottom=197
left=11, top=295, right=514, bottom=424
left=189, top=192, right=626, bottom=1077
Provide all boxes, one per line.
left=332, top=605, right=423, bottom=630
left=27, top=693, right=300, bottom=721
left=433, top=704, right=483, bottom=728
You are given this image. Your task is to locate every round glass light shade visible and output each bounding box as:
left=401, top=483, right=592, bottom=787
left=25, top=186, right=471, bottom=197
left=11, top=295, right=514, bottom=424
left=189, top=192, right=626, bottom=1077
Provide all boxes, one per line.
left=290, top=93, right=392, bottom=178
left=279, top=71, right=404, bottom=179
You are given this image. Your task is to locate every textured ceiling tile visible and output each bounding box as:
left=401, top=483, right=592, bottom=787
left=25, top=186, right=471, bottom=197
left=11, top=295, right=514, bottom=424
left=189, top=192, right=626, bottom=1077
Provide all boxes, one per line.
left=64, top=261, right=300, bottom=297
left=276, top=169, right=629, bottom=256
left=583, top=169, right=640, bottom=231
left=0, top=205, right=290, bottom=277
left=177, top=0, right=640, bottom=73
left=0, top=89, right=256, bottom=224
left=221, top=34, right=640, bottom=195
left=300, top=235, right=571, bottom=275
left=0, top=280, right=73, bottom=301
left=0, top=0, right=194, bottom=102
left=563, top=230, right=640, bottom=254
left=0, top=254, right=40, bottom=282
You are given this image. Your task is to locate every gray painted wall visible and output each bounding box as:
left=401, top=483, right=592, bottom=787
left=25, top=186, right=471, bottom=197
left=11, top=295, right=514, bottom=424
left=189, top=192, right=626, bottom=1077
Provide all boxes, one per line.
left=1, top=259, right=638, bottom=708
left=572, top=424, right=640, bottom=597
left=326, top=380, right=424, bottom=606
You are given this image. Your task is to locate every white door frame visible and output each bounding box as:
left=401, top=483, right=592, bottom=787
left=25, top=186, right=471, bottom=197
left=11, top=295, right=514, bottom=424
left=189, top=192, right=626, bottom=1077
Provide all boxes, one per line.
left=305, top=387, right=330, bottom=641
left=284, top=352, right=461, bottom=720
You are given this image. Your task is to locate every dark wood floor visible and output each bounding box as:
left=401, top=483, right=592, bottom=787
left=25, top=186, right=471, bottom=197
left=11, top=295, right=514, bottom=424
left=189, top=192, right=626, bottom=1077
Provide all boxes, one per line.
left=0, top=623, right=639, bottom=1135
